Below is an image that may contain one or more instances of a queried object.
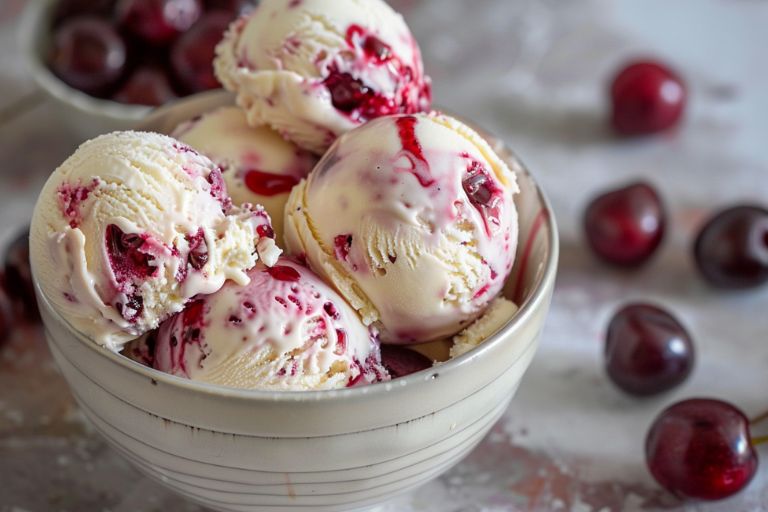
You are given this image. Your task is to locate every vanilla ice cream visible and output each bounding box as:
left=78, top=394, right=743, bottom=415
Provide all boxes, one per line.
left=152, top=258, right=389, bottom=390
left=214, top=0, right=431, bottom=154
left=285, top=112, right=519, bottom=344
left=30, top=131, right=280, bottom=350
left=172, top=106, right=317, bottom=242
left=449, top=297, right=518, bottom=358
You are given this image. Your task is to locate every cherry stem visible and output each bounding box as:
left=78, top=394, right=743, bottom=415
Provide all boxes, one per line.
left=751, top=435, right=768, bottom=447
left=750, top=410, right=768, bottom=426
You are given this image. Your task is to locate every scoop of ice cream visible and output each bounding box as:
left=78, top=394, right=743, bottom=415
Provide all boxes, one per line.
left=152, top=258, right=388, bottom=391
left=285, top=112, right=519, bottom=344
left=449, top=297, right=518, bottom=358
left=30, top=131, right=280, bottom=350
left=214, top=0, right=431, bottom=154
left=172, top=106, right=317, bottom=242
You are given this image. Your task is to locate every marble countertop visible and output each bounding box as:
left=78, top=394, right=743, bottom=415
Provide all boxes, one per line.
left=2, top=1, right=768, bottom=511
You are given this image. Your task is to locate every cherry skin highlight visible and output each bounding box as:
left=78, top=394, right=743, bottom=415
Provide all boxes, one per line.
left=646, top=398, right=757, bottom=500
left=605, top=303, right=694, bottom=396
left=694, top=205, right=768, bottom=289
left=610, top=60, right=686, bottom=136
left=117, top=0, right=202, bottom=46
left=584, top=182, right=665, bottom=266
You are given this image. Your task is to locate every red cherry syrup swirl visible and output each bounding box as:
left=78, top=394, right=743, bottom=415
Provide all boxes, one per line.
left=105, top=224, right=157, bottom=322
left=244, top=170, right=299, bottom=196
left=57, top=179, right=99, bottom=228
left=395, top=116, right=434, bottom=187
left=323, top=24, right=424, bottom=122
left=462, top=157, right=503, bottom=236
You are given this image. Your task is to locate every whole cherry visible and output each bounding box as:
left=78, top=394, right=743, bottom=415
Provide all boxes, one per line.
left=605, top=303, right=694, bottom=396
left=584, top=182, right=665, bottom=266
left=117, top=0, right=202, bottom=46
left=170, top=11, right=231, bottom=93
left=610, top=60, right=686, bottom=136
left=49, top=16, right=127, bottom=96
left=646, top=398, right=758, bottom=500
left=113, top=67, right=178, bottom=106
left=694, top=205, right=768, bottom=289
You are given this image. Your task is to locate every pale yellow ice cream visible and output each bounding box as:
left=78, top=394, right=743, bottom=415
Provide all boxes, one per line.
left=30, top=131, right=280, bottom=350
left=285, top=112, right=519, bottom=344
left=172, top=106, right=317, bottom=243
left=449, top=297, right=519, bottom=358
left=152, top=258, right=388, bottom=390
left=214, top=0, right=431, bottom=154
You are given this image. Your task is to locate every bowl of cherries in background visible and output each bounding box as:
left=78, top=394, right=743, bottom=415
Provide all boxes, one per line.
left=20, top=0, right=255, bottom=132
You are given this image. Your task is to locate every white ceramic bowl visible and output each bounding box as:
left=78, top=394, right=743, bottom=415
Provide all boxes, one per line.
left=34, top=93, right=559, bottom=512
left=19, top=0, right=151, bottom=136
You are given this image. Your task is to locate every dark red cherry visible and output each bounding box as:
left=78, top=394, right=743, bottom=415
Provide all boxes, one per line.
left=380, top=345, right=432, bottom=379
left=694, top=205, right=768, bottom=289
left=117, top=0, right=202, bottom=46
left=610, top=60, right=686, bottom=136
left=52, top=0, right=114, bottom=25
left=186, top=230, right=209, bottom=270
left=49, top=16, right=127, bottom=95
left=0, top=277, right=14, bottom=345
left=584, top=182, right=665, bottom=266
left=362, top=36, right=391, bottom=63
left=333, top=234, right=352, bottom=262
left=105, top=225, right=156, bottom=283
left=646, top=398, right=757, bottom=500
left=4, top=228, right=38, bottom=321
left=324, top=72, right=370, bottom=112
left=113, top=67, right=178, bottom=106
left=170, top=11, right=230, bottom=93
left=256, top=224, right=275, bottom=239
left=203, top=0, right=256, bottom=15
left=463, top=161, right=502, bottom=232
left=605, top=303, right=694, bottom=396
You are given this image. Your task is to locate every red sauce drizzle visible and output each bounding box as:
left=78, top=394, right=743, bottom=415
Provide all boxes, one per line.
left=395, top=116, right=434, bottom=187
left=245, top=170, right=300, bottom=196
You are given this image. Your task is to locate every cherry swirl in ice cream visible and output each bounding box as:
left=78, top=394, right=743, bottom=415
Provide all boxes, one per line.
left=214, top=0, right=431, bottom=154
left=152, top=258, right=388, bottom=390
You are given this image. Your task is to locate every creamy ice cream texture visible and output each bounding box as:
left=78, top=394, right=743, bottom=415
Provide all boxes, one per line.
left=449, top=297, right=519, bottom=358
left=214, top=0, right=431, bottom=154
left=285, top=112, right=519, bottom=344
left=172, top=106, right=317, bottom=243
left=152, top=258, right=389, bottom=390
left=30, top=131, right=280, bottom=350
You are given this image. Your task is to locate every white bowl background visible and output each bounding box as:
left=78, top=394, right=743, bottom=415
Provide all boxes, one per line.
left=35, top=92, right=559, bottom=512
